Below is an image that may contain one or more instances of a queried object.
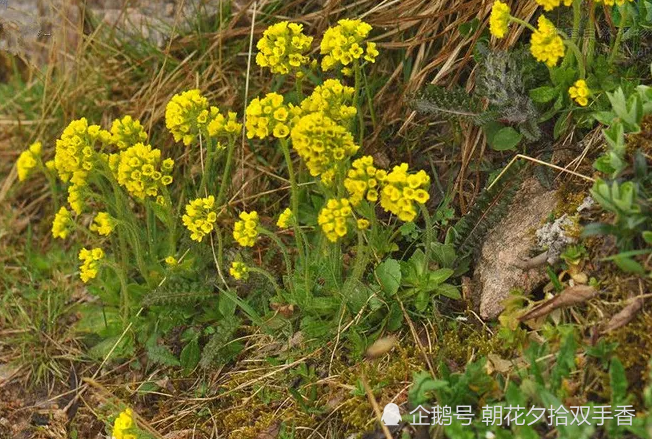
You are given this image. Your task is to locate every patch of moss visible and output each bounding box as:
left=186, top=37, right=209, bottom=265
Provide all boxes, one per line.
left=438, top=322, right=500, bottom=367
left=608, top=311, right=652, bottom=405
left=626, top=114, right=652, bottom=155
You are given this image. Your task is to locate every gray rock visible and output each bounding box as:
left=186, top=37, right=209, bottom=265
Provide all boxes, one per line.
left=473, top=178, right=557, bottom=320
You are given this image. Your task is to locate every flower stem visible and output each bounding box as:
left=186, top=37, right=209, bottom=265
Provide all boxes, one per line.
left=353, top=60, right=364, bottom=146
left=279, top=138, right=309, bottom=292
left=342, top=230, right=369, bottom=298
left=609, top=5, right=628, bottom=65
left=564, top=38, right=587, bottom=78
left=586, top=1, right=596, bottom=67
left=216, top=137, right=237, bottom=207
left=508, top=16, right=538, bottom=33
left=259, top=227, right=294, bottom=293
left=420, top=204, right=433, bottom=273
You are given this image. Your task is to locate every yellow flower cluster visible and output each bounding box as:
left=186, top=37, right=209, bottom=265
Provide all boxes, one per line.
left=245, top=93, right=301, bottom=139
left=165, top=89, right=209, bottom=146
left=112, top=408, right=137, bottom=439
left=182, top=195, right=217, bottom=242
left=320, top=19, right=378, bottom=72
left=165, top=256, right=178, bottom=266
left=110, top=115, right=148, bottom=150
left=530, top=16, right=565, bottom=67
left=489, top=1, right=511, bottom=39
left=344, top=155, right=387, bottom=206
left=357, top=218, right=370, bottom=230
left=380, top=163, right=430, bottom=222
left=318, top=198, right=352, bottom=242
left=90, top=212, right=115, bottom=236
left=16, top=141, right=42, bottom=182
left=277, top=208, right=293, bottom=228
left=67, top=184, right=86, bottom=215
left=593, top=0, right=631, bottom=5
left=114, top=143, right=174, bottom=200
left=229, top=261, right=249, bottom=280
left=535, top=0, right=572, bottom=11
left=79, top=247, right=104, bottom=283
left=52, top=207, right=73, bottom=239
left=569, top=79, right=590, bottom=107
left=207, top=110, right=242, bottom=138
left=233, top=211, right=259, bottom=247
left=54, top=118, right=110, bottom=185
left=290, top=112, right=359, bottom=180
left=256, top=21, right=313, bottom=75
left=300, top=79, right=357, bottom=124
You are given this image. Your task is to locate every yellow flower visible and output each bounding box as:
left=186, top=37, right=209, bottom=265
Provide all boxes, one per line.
left=52, top=207, right=74, bottom=239
left=165, top=89, right=212, bottom=146
left=245, top=93, right=301, bottom=140
left=535, top=0, right=573, bottom=11
left=320, top=19, right=377, bottom=72
left=90, top=212, right=115, bottom=236
left=16, top=141, right=42, bottom=182
left=79, top=247, right=104, bottom=283
left=256, top=21, right=313, bottom=75
left=229, top=261, right=249, bottom=280
left=114, top=143, right=174, bottom=200
left=568, top=79, right=590, bottom=107
left=300, top=79, right=357, bottom=124
left=110, top=115, right=148, bottom=150
left=592, top=0, right=631, bottom=5
left=165, top=256, right=178, bottom=266
left=318, top=198, right=353, bottom=242
left=67, top=183, right=86, bottom=214
left=54, top=118, right=110, bottom=185
left=290, top=112, right=359, bottom=181
left=357, top=218, right=370, bottom=230
left=112, top=408, right=137, bottom=439
left=489, top=1, right=511, bottom=39
left=233, top=211, right=259, bottom=247
left=379, top=163, right=430, bottom=222
left=344, top=155, right=387, bottom=206
left=207, top=111, right=242, bottom=138
left=530, top=16, right=565, bottom=67
left=182, top=195, right=217, bottom=242
left=277, top=208, right=293, bottom=228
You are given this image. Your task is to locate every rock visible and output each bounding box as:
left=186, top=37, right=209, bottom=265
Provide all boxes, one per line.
left=473, top=178, right=557, bottom=320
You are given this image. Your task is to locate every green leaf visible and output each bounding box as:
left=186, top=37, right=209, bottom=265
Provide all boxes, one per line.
left=609, top=357, right=628, bottom=405
left=553, top=113, right=571, bottom=139
left=376, top=258, right=401, bottom=295
left=386, top=302, right=403, bottom=331
left=428, top=268, right=454, bottom=285
left=218, top=291, right=237, bottom=317
left=408, top=371, right=449, bottom=406
left=642, top=231, right=652, bottom=244
left=430, top=242, right=457, bottom=268
left=529, top=86, right=559, bottom=103
left=613, top=255, right=645, bottom=275
left=415, top=290, right=429, bottom=312
left=147, top=344, right=180, bottom=367
left=180, top=339, right=200, bottom=372
left=490, top=127, right=522, bottom=151
left=435, top=283, right=461, bottom=300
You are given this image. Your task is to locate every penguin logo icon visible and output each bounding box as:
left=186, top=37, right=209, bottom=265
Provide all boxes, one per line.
left=381, top=403, right=401, bottom=426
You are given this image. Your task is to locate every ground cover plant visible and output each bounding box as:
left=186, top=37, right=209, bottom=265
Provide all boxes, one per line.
left=0, top=0, right=651, bottom=438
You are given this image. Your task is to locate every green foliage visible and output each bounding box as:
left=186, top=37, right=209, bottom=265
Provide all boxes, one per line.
left=142, top=277, right=216, bottom=307
left=412, top=48, right=543, bottom=151
left=452, top=160, right=528, bottom=260
left=593, top=85, right=652, bottom=176
left=406, top=329, right=650, bottom=438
